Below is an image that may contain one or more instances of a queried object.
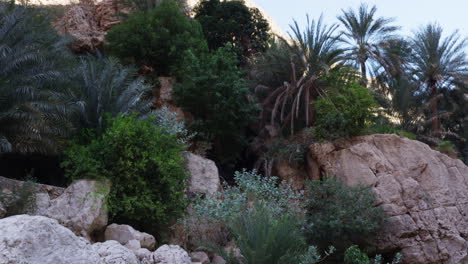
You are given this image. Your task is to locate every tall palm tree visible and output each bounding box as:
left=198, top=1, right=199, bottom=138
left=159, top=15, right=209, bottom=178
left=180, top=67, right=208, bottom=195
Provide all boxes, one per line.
left=409, top=23, right=468, bottom=135
left=338, top=3, right=399, bottom=86
left=0, top=3, right=74, bottom=154
left=254, top=15, right=343, bottom=134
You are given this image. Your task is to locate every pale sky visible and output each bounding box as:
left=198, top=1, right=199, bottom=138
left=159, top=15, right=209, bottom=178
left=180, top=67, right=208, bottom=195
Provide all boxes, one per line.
left=254, top=0, right=468, bottom=39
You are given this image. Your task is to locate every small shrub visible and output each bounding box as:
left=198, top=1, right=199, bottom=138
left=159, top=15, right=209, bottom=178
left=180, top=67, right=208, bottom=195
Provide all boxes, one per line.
left=304, top=177, right=385, bottom=256
left=436, top=140, right=459, bottom=158
left=174, top=46, right=259, bottom=165
left=344, top=245, right=402, bottom=264
left=315, top=82, right=375, bottom=140
left=62, top=114, right=188, bottom=232
left=105, top=1, right=207, bottom=77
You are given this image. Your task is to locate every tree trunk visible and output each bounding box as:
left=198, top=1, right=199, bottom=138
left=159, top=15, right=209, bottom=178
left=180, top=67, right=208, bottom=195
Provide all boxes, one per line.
left=360, top=61, right=368, bottom=87
left=429, top=80, right=440, bottom=136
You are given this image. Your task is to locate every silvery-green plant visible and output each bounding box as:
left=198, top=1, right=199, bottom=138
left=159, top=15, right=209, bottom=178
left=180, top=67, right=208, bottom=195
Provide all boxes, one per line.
left=142, top=106, right=193, bottom=145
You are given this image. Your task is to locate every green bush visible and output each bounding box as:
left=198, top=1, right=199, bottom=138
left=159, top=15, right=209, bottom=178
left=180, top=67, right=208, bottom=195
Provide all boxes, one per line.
left=105, top=1, right=207, bottom=77
left=304, top=177, right=385, bottom=256
left=62, top=114, right=188, bottom=232
left=436, top=140, right=459, bottom=158
left=174, top=46, right=258, bottom=165
left=344, top=245, right=401, bottom=264
left=194, top=0, right=270, bottom=64
left=315, top=82, right=375, bottom=140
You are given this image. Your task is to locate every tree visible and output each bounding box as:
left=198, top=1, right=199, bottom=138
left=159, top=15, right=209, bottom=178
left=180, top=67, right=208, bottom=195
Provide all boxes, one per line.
left=253, top=15, right=343, bottom=134
left=194, top=0, right=270, bottom=64
left=70, top=55, right=152, bottom=133
left=0, top=3, right=74, bottom=154
left=409, top=23, right=468, bottom=136
left=338, top=3, right=399, bottom=86
left=105, top=1, right=207, bottom=77
left=174, top=46, right=258, bottom=165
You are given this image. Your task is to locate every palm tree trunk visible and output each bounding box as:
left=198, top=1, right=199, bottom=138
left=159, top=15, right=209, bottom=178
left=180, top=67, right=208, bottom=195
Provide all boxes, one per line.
left=429, top=80, right=440, bottom=135
left=360, top=61, right=368, bottom=87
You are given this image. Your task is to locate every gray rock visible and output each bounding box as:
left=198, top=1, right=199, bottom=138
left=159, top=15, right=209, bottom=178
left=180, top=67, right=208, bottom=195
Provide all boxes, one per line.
left=308, top=134, right=468, bottom=264
left=135, top=248, right=152, bottom=261
left=185, top=152, right=221, bottom=197
left=142, top=245, right=192, bottom=264
left=190, top=251, right=210, bottom=264
left=105, top=223, right=156, bottom=250
left=92, top=240, right=139, bottom=264
left=125, top=239, right=142, bottom=251
left=0, top=215, right=102, bottom=264
left=211, top=255, right=226, bottom=264
left=0, top=201, right=5, bottom=218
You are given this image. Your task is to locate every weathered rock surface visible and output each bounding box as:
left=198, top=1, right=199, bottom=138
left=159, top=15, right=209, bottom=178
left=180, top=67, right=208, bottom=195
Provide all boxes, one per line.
left=92, top=240, right=139, bottom=264
left=273, top=159, right=311, bottom=190
left=0, top=215, right=102, bottom=264
left=185, top=152, right=221, bottom=197
left=190, top=251, right=210, bottom=264
left=142, top=245, right=192, bottom=264
left=105, top=223, right=156, bottom=250
left=308, top=134, right=468, bottom=264
left=43, top=180, right=109, bottom=241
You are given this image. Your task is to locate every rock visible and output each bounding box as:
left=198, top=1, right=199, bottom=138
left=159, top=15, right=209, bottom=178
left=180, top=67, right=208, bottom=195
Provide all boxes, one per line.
left=105, top=223, right=156, bottom=250
left=211, top=255, right=226, bottom=264
left=94, top=0, right=132, bottom=31
left=142, top=245, right=192, bottom=264
left=135, top=248, right=152, bottom=261
left=43, top=180, right=109, bottom=241
left=125, top=239, right=142, bottom=251
left=190, top=251, right=210, bottom=264
left=0, top=215, right=102, bottom=264
left=92, top=240, right=139, bottom=264
left=308, top=134, right=468, bottom=264
left=0, top=201, right=6, bottom=218
left=185, top=152, right=221, bottom=197
left=273, top=159, right=311, bottom=190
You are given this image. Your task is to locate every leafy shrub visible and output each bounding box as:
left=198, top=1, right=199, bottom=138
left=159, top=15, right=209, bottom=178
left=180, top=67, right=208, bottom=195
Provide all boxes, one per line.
left=194, top=0, right=270, bottom=64
left=62, top=115, right=188, bottom=232
left=315, top=82, right=375, bottom=140
left=105, top=1, right=207, bottom=77
left=304, top=177, right=385, bottom=255
left=174, top=46, right=258, bottom=165
left=436, top=140, right=459, bottom=158
left=142, top=106, right=193, bottom=145
left=344, top=245, right=402, bottom=264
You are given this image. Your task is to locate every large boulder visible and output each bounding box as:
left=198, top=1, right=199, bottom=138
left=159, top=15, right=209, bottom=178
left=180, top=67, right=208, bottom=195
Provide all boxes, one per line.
left=0, top=215, right=102, bottom=264
left=105, top=223, right=156, bottom=250
left=185, top=152, right=221, bottom=197
left=142, top=245, right=192, bottom=264
left=92, top=240, right=139, bottom=264
left=42, top=180, right=109, bottom=241
left=308, top=134, right=468, bottom=264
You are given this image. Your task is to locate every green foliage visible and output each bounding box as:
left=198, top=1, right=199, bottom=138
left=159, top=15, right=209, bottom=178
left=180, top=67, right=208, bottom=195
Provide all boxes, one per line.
left=344, top=245, right=402, bottom=264
left=194, top=170, right=303, bottom=222
left=367, top=124, right=416, bottom=140
left=304, top=177, right=385, bottom=255
left=174, top=46, right=258, bottom=165
left=315, top=81, right=375, bottom=140
left=194, top=0, right=270, bottom=64
left=62, top=115, right=188, bottom=232
left=0, top=2, right=74, bottom=153
left=124, top=0, right=189, bottom=13
left=436, top=140, right=459, bottom=158
left=105, top=1, right=207, bottom=76
left=70, top=55, right=152, bottom=132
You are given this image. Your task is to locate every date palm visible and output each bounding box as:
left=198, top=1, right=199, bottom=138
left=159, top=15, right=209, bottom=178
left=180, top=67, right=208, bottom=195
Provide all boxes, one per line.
left=0, top=3, right=74, bottom=154
left=338, top=3, right=399, bottom=86
left=409, top=23, right=468, bottom=135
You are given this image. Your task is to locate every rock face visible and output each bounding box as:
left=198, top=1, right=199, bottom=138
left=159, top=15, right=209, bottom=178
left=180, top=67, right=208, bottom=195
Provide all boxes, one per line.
left=308, top=134, right=468, bottom=264
left=142, top=245, right=192, bottom=264
left=190, top=251, right=210, bottom=264
left=185, top=152, right=221, bottom=197
left=0, top=215, right=102, bottom=264
left=105, top=223, right=156, bottom=250
left=92, top=240, right=139, bottom=264
left=43, top=180, right=109, bottom=241
left=273, top=159, right=312, bottom=190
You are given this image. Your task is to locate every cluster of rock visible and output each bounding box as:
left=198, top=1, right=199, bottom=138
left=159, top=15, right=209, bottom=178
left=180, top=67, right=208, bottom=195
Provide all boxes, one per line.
left=276, top=134, right=467, bottom=264
left=0, top=152, right=222, bottom=264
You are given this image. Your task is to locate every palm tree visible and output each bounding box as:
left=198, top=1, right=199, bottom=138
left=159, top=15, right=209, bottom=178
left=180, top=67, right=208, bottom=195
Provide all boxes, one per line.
left=409, top=23, right=468, bottom=135
left=338, top=3, right=399, bottom=86
left=70, top=55, right=153, bottom=132
left=254, top=15, right=343, bottom=134
left=0, top=3, right=74, bottom=154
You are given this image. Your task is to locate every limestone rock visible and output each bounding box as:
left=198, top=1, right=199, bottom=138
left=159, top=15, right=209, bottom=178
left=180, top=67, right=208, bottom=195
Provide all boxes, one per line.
left=185, top=152, right=221, bottom=197
left=135, top=248, right=152, bottom=261
left=211, top=255, right=226, bottom=264
left=92, top=240, right=139, bottom=264
left=0, top=215, right=102, bottom=264
left=95, top=0, right=132, bottom=31
left=0, top=201, right=6, bottom=218
left=273, top=159, right=311, bottom=190
left=308, top=134, right=468, bottom=264
left=43, top=180, right=109, bottom=241
left=125, top=239, right=142, bottom=251
left=105, top=223, right=156, bottom=250
left=142, top=245, right=192, bottom=264
left=190, top=251, right=210, bottom=264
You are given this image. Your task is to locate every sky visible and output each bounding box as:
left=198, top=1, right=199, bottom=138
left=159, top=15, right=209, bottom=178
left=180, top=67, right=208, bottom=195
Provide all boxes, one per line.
left=253, top=0, right=468, bottom=39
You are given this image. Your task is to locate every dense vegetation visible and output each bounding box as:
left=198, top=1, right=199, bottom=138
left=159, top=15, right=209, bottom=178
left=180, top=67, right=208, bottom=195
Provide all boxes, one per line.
left=0, top=0, right=466, bottom=261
